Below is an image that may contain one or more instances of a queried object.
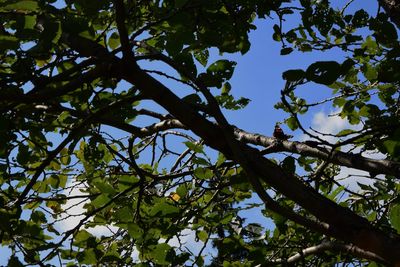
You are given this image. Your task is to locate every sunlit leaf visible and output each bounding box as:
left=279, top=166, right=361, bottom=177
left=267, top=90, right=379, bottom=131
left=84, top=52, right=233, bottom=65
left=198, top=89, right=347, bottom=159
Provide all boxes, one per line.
left=194, top=167, right=213, bottom=180
left=390, top=204, right=400, bottom=234
left=0, top=1, right=39, bottom=12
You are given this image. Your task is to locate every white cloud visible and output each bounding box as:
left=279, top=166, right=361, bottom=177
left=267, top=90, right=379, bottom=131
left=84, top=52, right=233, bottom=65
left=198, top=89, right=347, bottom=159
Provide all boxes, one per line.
left=313, top=111, right=348, bottom=134
left=306, top=109, right=381, bottom=191
left=334, top=167, right=371, bottom=191
left=168, top=228, right=203, bottom=255
left=56, top=180, right=204, bottom=262
left=55, top=179, right=118, bottom=236
left=302, top=109, right=361, bottom=144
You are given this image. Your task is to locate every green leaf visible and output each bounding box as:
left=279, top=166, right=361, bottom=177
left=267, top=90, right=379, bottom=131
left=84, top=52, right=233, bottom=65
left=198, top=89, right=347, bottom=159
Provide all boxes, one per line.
left=91, top=194, right=111, bottom=208
left=196, top=255, right=204, bottom=267
left=194, top=167, right=213, bottom=180
left=32, top=181, right=51, bottom=193
left=327, top=186, right=345, bottom=201
left=286, top=116, right=298, bottom=131
left=382, top=129, right=400, bottom=157
left=127, top=223, right=143, bottom=239
left=150, top=200, right=180, bottom=217
left=221, top=82, right=231, bottom=95
left=93, top=178, right=116, bottom=195
left=207, top=60, right=236, bottom=75
left=361, top=36, right=378, bottom=54
left=23, top=15, right=37, bottom=30
left=371, top=17, right=398, bottom=44
left=0, top=35, right=19, bottom=51
left=306, top=61, right=341, bottom=85
left=176, top=185, right=188, bottom=198
left=60, top=147, right=71, bottom=165
left=389, top=204, right=400, bottom=234
left=71, top=0, right=110, bottom=16
left=281, top=156, right=295, bottom=174
left=193, top=157, right=209, bottom=166
left=16, top=144, right=30, bottom=165
left=31, top=210, right=47, bottom=223
left=0, top=1, right=39, bottom=12
left=150, top=243, right=173, bottom=265
left=98, top=143, right=113, bottom=163
left=8, top=256, right=24, bottom=267
left=108, top=32, right=120, bottom=50
left=24, top=200, right=40, bottom=209
left=337, top=129, right=357, bottom=137
left=383, top=139, right=400, bottom=157
left=115, top=206, right=133, bottom=222
left=272, top=24, right=281, bottom=41
left=352, top=9, right=369, bottom=27
left=43, top=20, right=62, bottom=45
left=333, top=97, right=346, bottom=108
left=280, top=47, right=293, bottom=55
left=182, top=94, right=202, bottom=105
left=202, top=60, right=237, bottom=88
left=378, top=60, right=400, bottom=83
left=48, top=174, right=67, bottom=189
left=282, top=69, right=306, bottom=82
left=361, top=63, right=377, bottom=81
left=367, top=211, right=377, bottom=222
left=15, top=15, right=37, bottom=38
left=184, top=141, right=204, bottom=154
left=299, top=43, right=312, bottom=52
left=216, top=153, right=226, bottom=167
left=118, top=175, right=139, bottom=190
left=193, top=49, right=209, bottom=67
left=74, top=230, right=92, bottom=244
left=175, top=0, right=187, bottom=8
left=77, top=248, right=97, bottom=264
left=359, top=104, right=380, bottom=117
left=102, top=243, right=121, bottom=262
left=197, top=230, right=208, bottom=242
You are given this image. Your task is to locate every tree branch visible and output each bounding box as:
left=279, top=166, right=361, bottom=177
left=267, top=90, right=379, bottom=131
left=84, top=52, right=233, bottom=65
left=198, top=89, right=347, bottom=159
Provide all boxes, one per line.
left=113, top=0, right=133, bottom=58
left=61, top=32, right=400, bottom=264
left=269, top=240, right=387, bottom=265
left=122, top=62, right=400, bottom=264
left=378, top=0, right=400, bottom=28
left=233, top=127, right=400, bottom=177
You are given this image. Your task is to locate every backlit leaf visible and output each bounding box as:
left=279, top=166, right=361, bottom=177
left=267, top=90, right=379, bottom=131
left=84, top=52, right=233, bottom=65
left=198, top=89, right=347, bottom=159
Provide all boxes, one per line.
left=390, top=204, right=400, bottom=234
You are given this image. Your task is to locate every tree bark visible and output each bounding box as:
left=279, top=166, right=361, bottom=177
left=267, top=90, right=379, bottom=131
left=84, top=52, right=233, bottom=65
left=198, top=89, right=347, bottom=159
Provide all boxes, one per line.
left=234, top=127, right=400, bottom=177
left=62, top=33, right=400, bottom=265
left=121, top=63, right=400, bottom=265
left=379, top=0, right=400, bottom=28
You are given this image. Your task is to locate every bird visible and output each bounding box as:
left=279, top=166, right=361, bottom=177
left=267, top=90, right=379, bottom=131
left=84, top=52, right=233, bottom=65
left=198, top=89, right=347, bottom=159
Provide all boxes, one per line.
left=273, top=124, right=293, bottom=140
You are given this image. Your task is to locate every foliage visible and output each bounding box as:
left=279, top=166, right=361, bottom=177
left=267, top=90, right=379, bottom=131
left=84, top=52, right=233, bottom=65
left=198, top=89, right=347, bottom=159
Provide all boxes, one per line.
left=0, top=0, right=400, bottom=265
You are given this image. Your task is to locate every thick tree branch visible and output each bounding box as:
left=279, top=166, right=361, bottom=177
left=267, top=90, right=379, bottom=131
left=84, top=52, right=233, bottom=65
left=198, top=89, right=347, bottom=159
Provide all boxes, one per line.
left=57, top=102, right=400, bottom=178
left=120, top=63, right=400, bottom=264
left=269, top=240, right=387, bottom=265
left=125, top=64, right=400, bottom=264
left=51, top=104, right=186, bottom=137
left=114, top=0, right=133, bottom=58
left=233, top=127, right=400, bottom=177
left=379, top=0, right=400, bottom=28
left=62, top=33, right=400, bottom=264
left=130, top=46, right=400, bottom=177
left=1, top=65, right=109, bottom=113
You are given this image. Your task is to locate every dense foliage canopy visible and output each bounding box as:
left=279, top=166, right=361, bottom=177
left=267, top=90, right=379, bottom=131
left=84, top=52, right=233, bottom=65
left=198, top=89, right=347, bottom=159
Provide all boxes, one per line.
left=1, top=0, right=400, bottom=265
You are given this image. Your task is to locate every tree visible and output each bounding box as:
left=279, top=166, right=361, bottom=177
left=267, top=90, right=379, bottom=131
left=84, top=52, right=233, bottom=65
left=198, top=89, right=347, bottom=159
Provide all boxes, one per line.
left=1, top=0, right=400, bottom=265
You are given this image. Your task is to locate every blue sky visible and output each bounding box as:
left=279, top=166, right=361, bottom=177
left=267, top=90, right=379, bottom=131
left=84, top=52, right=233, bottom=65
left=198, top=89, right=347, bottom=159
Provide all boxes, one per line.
left=224, top=0, right=378, bottom=135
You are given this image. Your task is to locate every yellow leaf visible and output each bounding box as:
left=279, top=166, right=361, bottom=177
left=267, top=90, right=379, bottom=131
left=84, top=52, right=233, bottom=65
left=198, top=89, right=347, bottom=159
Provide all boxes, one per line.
left=169, top=192, right=180, bottom=202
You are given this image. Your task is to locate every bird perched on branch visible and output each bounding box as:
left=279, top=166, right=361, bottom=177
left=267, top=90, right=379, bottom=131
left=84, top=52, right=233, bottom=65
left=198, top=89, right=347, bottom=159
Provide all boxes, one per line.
left=273, top=124, right=293, bottom=140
